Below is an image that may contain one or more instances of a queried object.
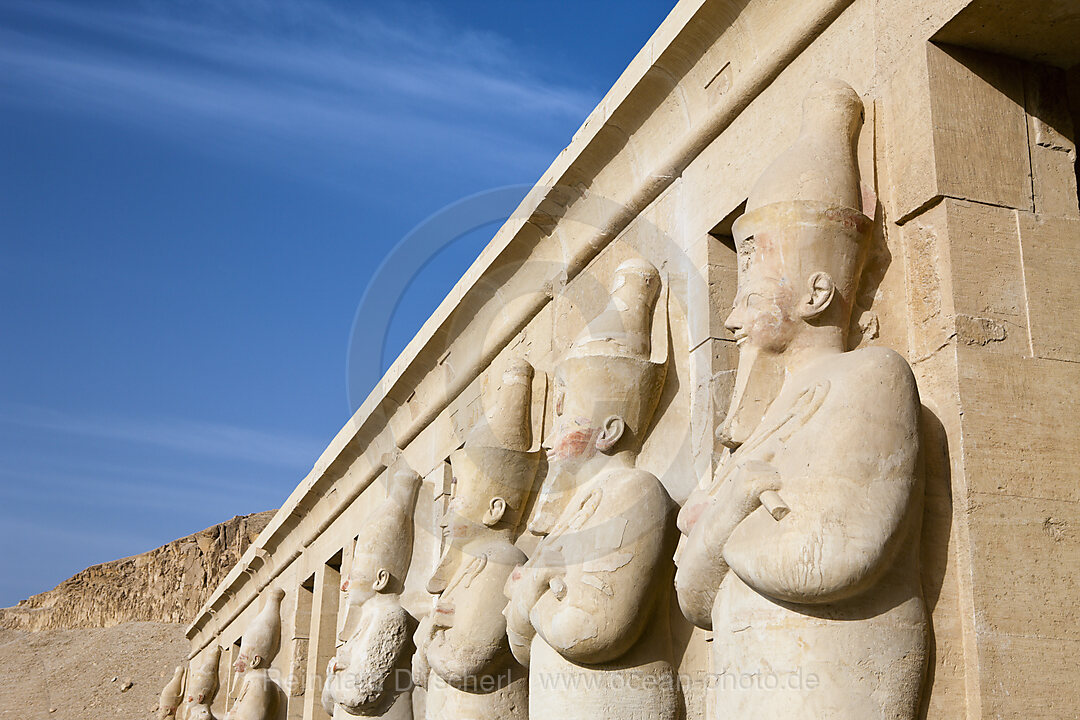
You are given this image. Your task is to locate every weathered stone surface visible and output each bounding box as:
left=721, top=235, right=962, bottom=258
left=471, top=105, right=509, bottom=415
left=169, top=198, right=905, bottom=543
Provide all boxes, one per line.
left=505, top=259, right=679, bottom=720
left=934, top=0, right=1080, bottom=69
left=0, top=511, right=272, bottom=632
left=417, top=360, right=538, bottom=720
left=958, top=349, right=1080, bottom=504
left=227, top=588, right=285, bottom=720
left=968, top=491, right=1079, bottom=642
left=885, top=44, right=1033, bottom=222
left=675, top=80, right=926, bottom=720
left=1019, top=213, right=1080, bottom=362
left=943, top=199, right=1029, bottom=356
left=1025, top=64, right=1079, bottom=218
left=323, top=466, right=420, bottom=719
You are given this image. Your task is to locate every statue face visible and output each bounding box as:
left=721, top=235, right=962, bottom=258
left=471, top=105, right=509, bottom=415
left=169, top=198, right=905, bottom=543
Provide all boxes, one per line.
left=545, top=378, right=602, bottom=471
left=233, top=649, right=258, bottom=673
left=725, top=262, right=800, bottom=355
left=344, top=553, right=383, bottom=606
left=428, top=471, right=503, bottom=595
left=442, top=474, right=495, bottom=541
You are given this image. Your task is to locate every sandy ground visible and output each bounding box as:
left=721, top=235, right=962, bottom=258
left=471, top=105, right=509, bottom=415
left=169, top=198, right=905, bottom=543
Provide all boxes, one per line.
left=0, top=622, right=188, bottom=720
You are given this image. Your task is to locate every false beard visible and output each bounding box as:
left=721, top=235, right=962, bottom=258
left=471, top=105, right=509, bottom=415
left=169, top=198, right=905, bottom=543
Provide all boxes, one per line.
left=527, top=460, right=587, bottom=536
left=716, top=343, right=785, bottom=450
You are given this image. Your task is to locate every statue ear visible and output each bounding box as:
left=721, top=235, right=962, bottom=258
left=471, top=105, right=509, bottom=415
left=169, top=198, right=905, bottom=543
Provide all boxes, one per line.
left=372, top=567, right=391, bottom=592
left=801, top=271, right=835, bottom=319
left=483, top=497, right=507, bottom=527
left=251, top=654, right=262, bottom=669
left=595, top=415, right=625, bottom=453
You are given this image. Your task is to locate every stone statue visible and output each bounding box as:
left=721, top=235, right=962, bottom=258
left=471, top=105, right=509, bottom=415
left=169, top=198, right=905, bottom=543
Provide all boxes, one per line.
left=674, top=78, right=928, bottom=719
left=415, top=358, right=541, bottom=720
left=226, top=588, right=284, bottom=720
left=158, top=665, right=186, bottom=719
left=503, top=259, right=680, bottom=720
left=322, top=465, right=422, bottom=719
left=180, top=646, right=221, bottom=720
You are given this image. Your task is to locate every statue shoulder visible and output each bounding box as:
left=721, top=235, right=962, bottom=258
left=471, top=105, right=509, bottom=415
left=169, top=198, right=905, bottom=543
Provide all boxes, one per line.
left=595, top=467, right=674, bottom=513
left=831, top=346, right=918, bottom=402
left=478, top=538, right=527, bottom=566
left=808, top=347, right=920, bottom=447
left=361, top=598, right=409, bottom=631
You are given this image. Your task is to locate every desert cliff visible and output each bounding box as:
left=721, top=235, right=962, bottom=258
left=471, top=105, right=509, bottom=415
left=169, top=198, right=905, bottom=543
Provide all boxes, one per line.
left=0, top=510, right=273, bottom=631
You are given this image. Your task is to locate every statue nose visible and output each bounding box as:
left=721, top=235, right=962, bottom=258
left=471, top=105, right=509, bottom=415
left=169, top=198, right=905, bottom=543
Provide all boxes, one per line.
left=426, top=548, right=455, bottom=594
left=426, top=568, right=448, bottom=595
left=724, top=308, right=742, bottom=334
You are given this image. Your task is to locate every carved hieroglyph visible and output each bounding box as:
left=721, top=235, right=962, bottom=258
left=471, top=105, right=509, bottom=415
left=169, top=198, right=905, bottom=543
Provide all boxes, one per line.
left=180, top=645, right=222, bottom=720
left=675, top=79, right=928, bottom=720
left=504, top=259, right=680, bottom=720
left=158, top=665, right=186, bottom=719
left=226, top=588, right=284, bottom=720
left=416, top=358, right=542, bottom=720
left=322, top=465, right=422, bottom=719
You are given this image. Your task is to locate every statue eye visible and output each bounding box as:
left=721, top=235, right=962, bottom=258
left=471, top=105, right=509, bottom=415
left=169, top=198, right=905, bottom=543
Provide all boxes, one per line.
left=745, top=292, right=769, bottom=308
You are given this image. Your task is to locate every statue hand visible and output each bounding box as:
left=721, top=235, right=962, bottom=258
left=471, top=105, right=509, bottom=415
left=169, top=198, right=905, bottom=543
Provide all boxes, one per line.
left=717, top=460, right=782, bottom=524
left=675, top=463, right=779, bottom=631
left=411, top=645, right=431, bottom=689
left=411, top=616, right=436, bottom=687
left=674, top=522, right=723, bottom=629
left=506, top=622, right=532, bottom=667
left=503, top=564, right=550, bottom=645
left=503, top=588, right=537, bottom=643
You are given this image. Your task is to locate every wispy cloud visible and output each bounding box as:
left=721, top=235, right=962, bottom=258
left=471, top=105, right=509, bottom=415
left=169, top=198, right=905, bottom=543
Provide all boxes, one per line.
left=0, top=403, right=323, bottom=469
left=0, top=513, right=151, bottom=556
left=0, top=0, right=594, bottom=176
left=0, top=458, right=276, bottom=511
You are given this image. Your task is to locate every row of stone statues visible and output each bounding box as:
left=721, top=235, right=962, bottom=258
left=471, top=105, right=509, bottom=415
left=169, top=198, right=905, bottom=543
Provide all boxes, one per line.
left=163, top=78, right=928, bottom=720
left=159, top=588, right=284, bottom=720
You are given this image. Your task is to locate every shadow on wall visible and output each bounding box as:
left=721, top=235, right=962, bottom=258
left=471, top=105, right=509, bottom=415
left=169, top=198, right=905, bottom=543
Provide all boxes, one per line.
left=849, top=197, right=892, bottom=349
left=917, top=405, right=952, bottom=720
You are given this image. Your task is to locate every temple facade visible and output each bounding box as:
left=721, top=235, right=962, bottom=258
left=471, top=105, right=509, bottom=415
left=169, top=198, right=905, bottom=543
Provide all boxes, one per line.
left=171, top=1, right=1080, bottom=719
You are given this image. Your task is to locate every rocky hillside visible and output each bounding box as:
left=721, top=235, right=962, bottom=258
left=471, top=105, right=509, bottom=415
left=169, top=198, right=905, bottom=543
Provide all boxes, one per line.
left=0, top=511, right=274, bottom=631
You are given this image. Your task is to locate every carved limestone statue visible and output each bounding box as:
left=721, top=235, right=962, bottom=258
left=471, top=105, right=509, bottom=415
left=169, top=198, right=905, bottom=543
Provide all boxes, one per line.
left=504, top=258, right=680, bottom=720
left=158, top=665, right=186, bottom=719
left=674, top=78, right=927, bottom=719
left=226, top=587, right=284, bottom=720
left=416, top=358, right=541, bottom=720
left=180, top=646, right=221, bottom=720
left=322, top=465, right=422, bottom=719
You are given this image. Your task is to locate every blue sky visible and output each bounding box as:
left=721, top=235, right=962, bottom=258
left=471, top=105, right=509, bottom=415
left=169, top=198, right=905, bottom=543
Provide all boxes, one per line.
left=0, top=0, right=672, bottom=607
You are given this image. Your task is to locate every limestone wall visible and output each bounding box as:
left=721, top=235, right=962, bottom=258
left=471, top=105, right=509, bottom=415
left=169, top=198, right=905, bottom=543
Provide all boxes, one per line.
left=882, top=40, right=1080, bottom=719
